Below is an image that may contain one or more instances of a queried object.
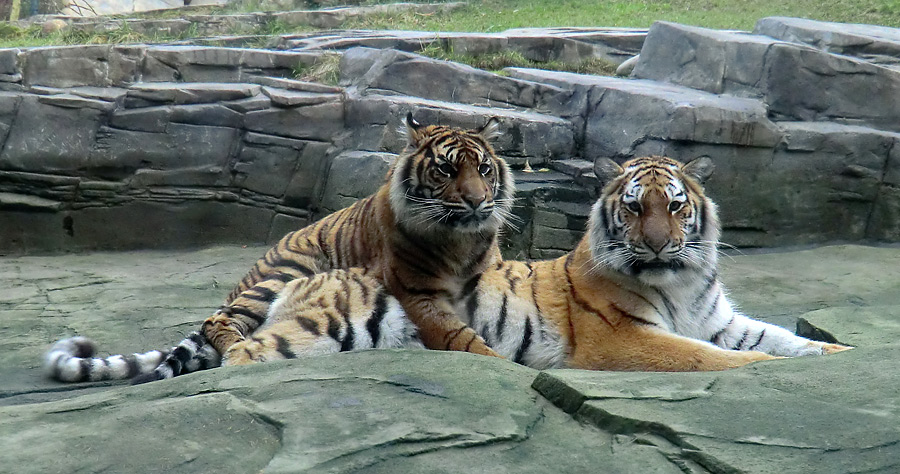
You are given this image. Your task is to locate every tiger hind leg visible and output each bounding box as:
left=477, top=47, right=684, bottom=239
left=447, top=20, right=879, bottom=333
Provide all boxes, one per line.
left=225, top=272, right=424, bottom=365
left=202, top=276, right=295, bottom=354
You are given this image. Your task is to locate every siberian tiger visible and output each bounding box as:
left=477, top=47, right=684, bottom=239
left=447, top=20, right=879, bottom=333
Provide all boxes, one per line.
left=47, top=156, right=850, bottom=376
left=223, top=155, right=851, bottom=370
left=44, top=113, right=514, bottom=383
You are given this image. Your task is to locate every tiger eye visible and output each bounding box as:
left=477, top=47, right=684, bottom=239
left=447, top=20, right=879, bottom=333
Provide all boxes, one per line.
left=668, top=201, right=684, bottom=213
left=478, top=163, right=492, bottom=176
left=437, top=162, right=455, bottom=176
left=626, top=201, right=642, bottom=213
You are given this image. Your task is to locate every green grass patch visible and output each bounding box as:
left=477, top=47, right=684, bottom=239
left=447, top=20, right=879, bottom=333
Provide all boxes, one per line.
left=344, top=0, right=900, bottom=31
left=418, top=44, right=617, bottom=76
left=292, top=53, right=342, bottom=84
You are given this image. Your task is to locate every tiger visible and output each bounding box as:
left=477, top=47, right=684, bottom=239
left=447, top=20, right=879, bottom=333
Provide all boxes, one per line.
left=47, top=155, right=850, bottom=377
left=44, top=113, right=514, bottom=383
left=222, top=155, right=852, bottom=371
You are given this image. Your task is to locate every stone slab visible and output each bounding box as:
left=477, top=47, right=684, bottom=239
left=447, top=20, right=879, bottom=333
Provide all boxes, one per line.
left=633, top=21, right=900, bottom=133
left=1, top=244, right=898, bottom=473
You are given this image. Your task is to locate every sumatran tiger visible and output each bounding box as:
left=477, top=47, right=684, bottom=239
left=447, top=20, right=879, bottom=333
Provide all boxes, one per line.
left=215, top=155, right=852, bottom=370
left=44, top=113, right=514, bottom=383
left=46, top=156, right=850, bottom=377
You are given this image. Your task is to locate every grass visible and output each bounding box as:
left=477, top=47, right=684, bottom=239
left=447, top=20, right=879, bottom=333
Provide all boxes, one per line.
left=345, top=0, right=900, bottom=31
left=292, top=53, right=342, bottom=84
left=418, top=43, right=618, bottom=76
left=0, top=0, right=898, bottom=72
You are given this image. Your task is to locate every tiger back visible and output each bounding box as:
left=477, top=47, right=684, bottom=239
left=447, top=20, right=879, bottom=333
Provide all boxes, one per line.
left=44, top=113, right=513, bottom=383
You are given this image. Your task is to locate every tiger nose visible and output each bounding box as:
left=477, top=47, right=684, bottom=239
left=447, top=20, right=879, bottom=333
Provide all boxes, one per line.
left=462, top=193, right=486, bottom=209
left=645, top=237, right=669, bottom=255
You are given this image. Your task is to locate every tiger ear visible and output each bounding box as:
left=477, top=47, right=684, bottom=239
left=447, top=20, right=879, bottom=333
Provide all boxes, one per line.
left=682, top=156, right=715, bottom=184
left=593, top=158, right=624, bottom=187
left=475, top=116, right=502, bottom=142
left=403, top=112, right=424, bottom=145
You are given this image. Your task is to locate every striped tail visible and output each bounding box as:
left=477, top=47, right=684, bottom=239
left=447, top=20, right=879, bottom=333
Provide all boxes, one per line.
left=44, top=336, right=171, bottom=383
left=130, top=332, right=221, bottom=384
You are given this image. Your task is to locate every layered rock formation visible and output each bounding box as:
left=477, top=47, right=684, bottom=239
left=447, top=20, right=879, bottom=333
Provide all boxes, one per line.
left=2, top=17, right=899, bottom=255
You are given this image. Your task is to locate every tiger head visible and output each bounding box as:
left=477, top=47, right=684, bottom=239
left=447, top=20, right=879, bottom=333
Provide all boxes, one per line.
left=390, top=113, right=515, bottom=234
left=588, top=155, right=719, bottom=284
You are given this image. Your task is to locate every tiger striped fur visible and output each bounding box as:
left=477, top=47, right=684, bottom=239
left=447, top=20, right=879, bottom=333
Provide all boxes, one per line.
left=185, top=156, right=852, bottom=371
left=224, top=269, right=423, bottom=365
left=44, top=113, right=513, bottom=383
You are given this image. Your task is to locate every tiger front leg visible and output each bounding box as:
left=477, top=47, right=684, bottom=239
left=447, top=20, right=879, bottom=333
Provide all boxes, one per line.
left=402, top=294, right=502, bottom=357
left=707, top=312, right=853, bottom=357
left=570, top=324, right=780, bottom=372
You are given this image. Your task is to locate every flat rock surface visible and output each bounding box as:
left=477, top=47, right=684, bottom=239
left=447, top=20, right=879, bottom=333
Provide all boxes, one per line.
left=1, top=243, right=898, bottom=473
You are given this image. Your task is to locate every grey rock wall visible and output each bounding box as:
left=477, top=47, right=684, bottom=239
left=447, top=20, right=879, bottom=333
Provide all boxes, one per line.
left=2, top=18, right=900, bottom=254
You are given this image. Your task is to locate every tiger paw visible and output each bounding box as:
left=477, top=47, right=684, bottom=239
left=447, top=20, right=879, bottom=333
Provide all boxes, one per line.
left=819, top=342, right=853, bottom=355
left=222, top=345, right=254, bottom=366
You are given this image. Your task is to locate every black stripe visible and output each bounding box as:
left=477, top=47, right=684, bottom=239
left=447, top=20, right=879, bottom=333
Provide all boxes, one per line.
left=444, top=327, right=466, bottom=349
left=326, top=315, right=342, bottom=343
left=242, top=286, right=278, bottom=302
left=748, top=329, right=766, bottom=351
left=316, top=220, right=331, bottom=266
left=464, top=333, right=478, bottom=352
left=228, top=306, right=267, bottom=325
left=333, top=220, right=346, bottom=269
left=334, top=284, right=351, bottom=319
left=465, top=289, right=479, bottom=326
left=341, top=313, right=355, bottom=352
left=272, top=272, right=298, bottom=283
left=691, top=272, right=718, bottom=309
left=709, top=317, right=734, bottom=345
left=399, top=284, right=454, bottom=299
left=125, top=354, right=141, bottom=378
left=699, top=200, right=709, bottom=237
left=600, top=201, right=612, bottom=235
left=513, top=317, right=532, bottom=364
left=349, top=271, right=370, bottom=303
left=366, top=290, right=389, bottom=346
left=266, top=256, right=315, bottom=277
left=701, top=295, right=721, bottom=325
left=79, top=358, right=91, bottom=381
left=273, top=334, right=297, bottom=359
left=460, top=274, right=482, bottom=300
left=495, top=294, right=508, bottom=341
left=654, top=289, right=677, bottom=328
left=188, top=331, right=207, bottom=347
left=296, top=316, right=321, bottom=336
left=733, top=329, right=750, bottom=350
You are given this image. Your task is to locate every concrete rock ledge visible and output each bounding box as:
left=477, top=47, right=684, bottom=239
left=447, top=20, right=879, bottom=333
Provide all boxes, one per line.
left=2, top=17, right=900, bottom=254
left=2, top=244, right=898, bottom=473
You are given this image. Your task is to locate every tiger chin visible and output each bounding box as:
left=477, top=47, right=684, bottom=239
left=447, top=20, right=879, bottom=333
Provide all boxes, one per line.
left=201, top=156, right=852, bottom=372
left=44, top=113, right=514, bottom=384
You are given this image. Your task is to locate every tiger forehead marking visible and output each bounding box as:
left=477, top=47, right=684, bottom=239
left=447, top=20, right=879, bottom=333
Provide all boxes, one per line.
left=621, top=159, right=688, bottom=204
